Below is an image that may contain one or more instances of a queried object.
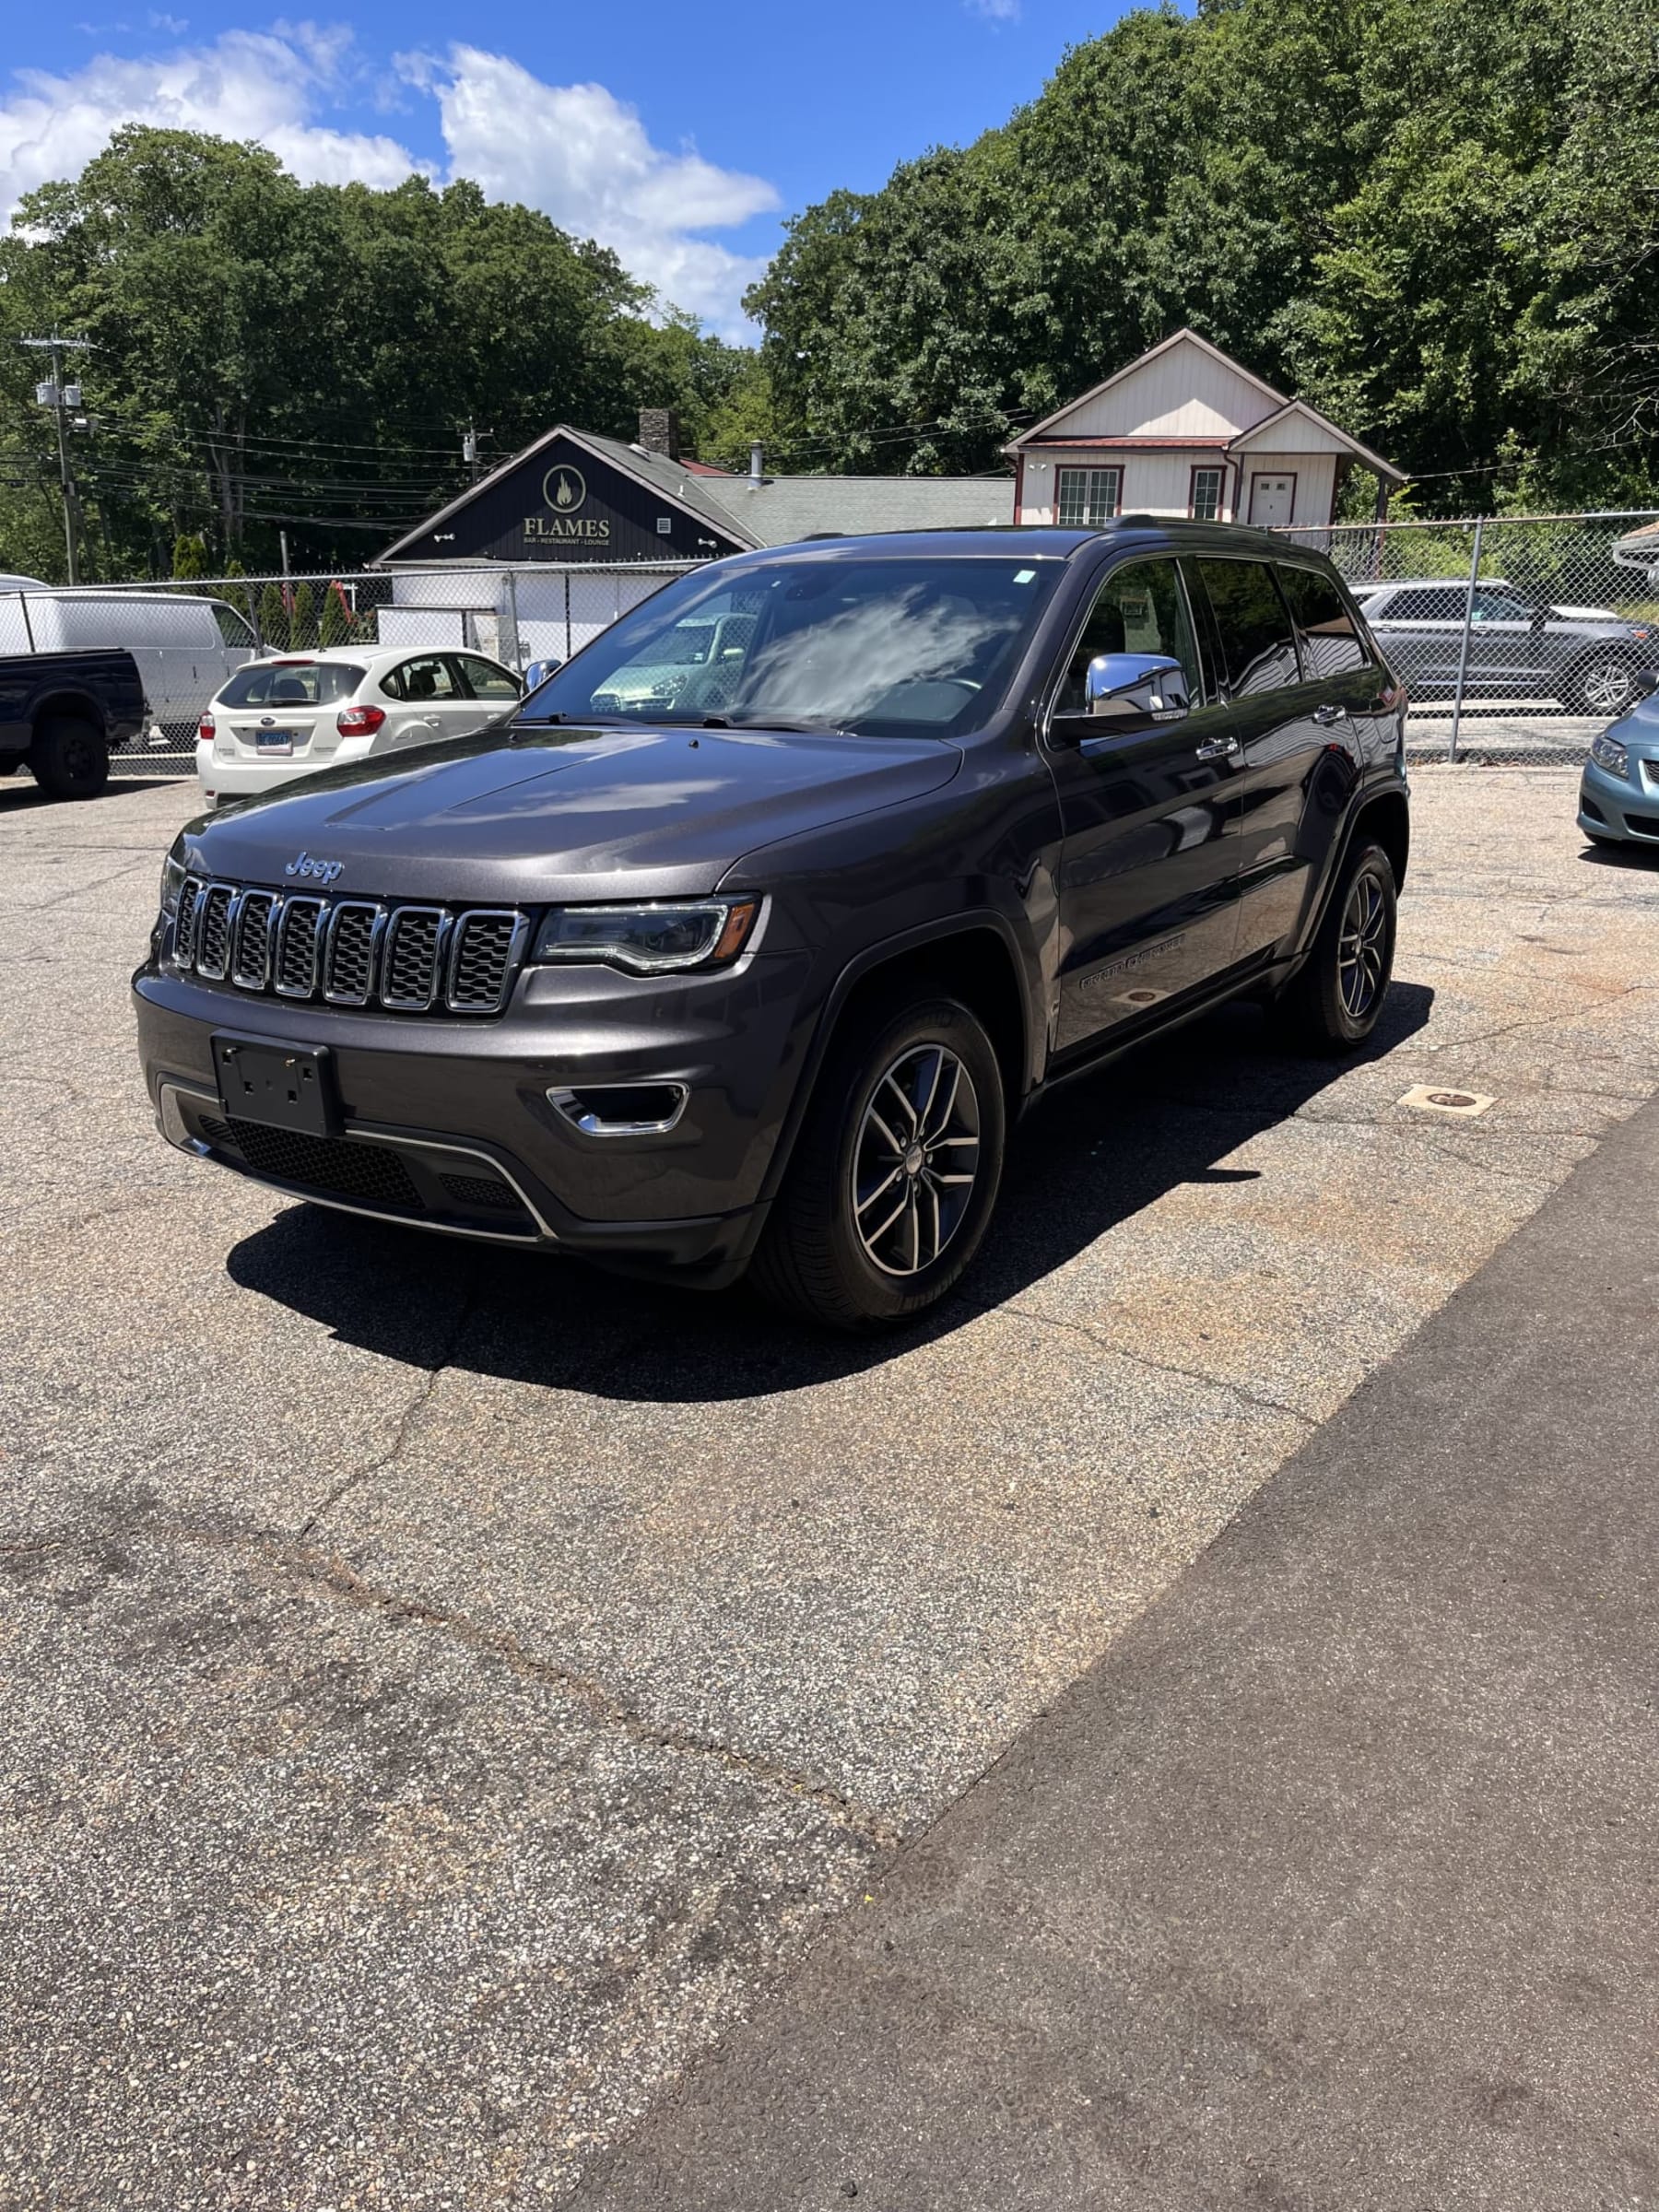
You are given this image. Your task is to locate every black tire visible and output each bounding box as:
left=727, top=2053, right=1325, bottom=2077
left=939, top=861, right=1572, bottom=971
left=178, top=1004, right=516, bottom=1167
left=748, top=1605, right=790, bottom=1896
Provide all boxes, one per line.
left=750, top=993, right=1006, bottom=1330
left=1566, top=651, right=1641, bottom=721
left=29, top=715, right=110, bottom=800
left=1273, top=841, right=1397, bottom=1055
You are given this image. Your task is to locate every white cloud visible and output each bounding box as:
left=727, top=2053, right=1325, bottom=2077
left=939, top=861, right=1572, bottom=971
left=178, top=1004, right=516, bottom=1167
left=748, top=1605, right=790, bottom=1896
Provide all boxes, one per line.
left=408, top=47, right=778, bottom=335
left=0, top=29, right=419, bottom=212
left=0, top=28, right=779, bottom=336
left=966, top=0, right=1020, bottom=18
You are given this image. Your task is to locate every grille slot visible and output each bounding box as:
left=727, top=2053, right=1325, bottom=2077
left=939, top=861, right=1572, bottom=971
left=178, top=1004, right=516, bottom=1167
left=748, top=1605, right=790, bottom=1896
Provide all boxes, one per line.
left=175, top=877, right=204, bottom=966
left=194, top=884, right=235, bottom=980
left=274, top=897, right=326, bottom=996
left=231, top=890, right=276, bottom=990
left=209, top=1117, right=424, bottom=1208
left=324, top=901, right=382, bottom=1006
left=447, top=910, right=523, bottom=1013
left=381, top=906, right=445, bottom=1011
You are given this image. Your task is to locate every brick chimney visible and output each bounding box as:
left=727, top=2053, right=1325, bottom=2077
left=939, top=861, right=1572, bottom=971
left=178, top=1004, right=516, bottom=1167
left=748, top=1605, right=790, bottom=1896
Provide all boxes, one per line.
left=638, top=408, right=681, bottom=462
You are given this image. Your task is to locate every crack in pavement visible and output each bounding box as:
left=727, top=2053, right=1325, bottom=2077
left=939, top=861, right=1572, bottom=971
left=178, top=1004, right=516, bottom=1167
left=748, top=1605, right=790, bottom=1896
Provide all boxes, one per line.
left=1004, top=1303, right=1318, bottom=1429
left=297, top=1267, right=481, bottom=1539
left=5, top=1516, right=903, bottom=1850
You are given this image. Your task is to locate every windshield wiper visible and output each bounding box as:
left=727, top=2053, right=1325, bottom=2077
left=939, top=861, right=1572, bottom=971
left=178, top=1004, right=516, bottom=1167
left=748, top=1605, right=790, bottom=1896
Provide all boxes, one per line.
left=700, top=713, right=842, bottom=734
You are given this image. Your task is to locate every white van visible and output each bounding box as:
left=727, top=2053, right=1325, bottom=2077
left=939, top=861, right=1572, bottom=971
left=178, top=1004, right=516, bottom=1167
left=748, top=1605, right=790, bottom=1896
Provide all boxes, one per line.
left=4, top=587, right=257, bottom=738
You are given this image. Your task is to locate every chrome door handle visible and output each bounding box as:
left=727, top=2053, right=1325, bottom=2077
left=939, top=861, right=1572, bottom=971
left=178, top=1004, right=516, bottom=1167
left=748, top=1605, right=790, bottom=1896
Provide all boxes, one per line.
left=1194, top=734, right=1241, bottom=761
left=1312, top=701, right=1348, bottom=726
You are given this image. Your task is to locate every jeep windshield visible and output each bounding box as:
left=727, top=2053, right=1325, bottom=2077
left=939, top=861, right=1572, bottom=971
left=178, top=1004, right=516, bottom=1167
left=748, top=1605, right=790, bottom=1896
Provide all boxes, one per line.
left=518, top=553, right=1063, bottom=737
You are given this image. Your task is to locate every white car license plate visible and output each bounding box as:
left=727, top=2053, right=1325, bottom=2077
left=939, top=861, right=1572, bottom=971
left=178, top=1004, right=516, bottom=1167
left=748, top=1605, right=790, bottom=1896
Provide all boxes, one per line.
left=256, top=728, right=297, bottom=754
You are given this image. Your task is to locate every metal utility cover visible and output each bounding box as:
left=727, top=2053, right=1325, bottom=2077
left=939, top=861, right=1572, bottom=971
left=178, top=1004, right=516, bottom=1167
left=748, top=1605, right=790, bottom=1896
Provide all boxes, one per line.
left=1398, top=1084, right=1495, bottom=1119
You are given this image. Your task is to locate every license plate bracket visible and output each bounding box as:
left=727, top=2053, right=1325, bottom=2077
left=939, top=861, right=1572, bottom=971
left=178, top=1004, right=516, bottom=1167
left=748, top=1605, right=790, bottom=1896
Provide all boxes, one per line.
left=212, top=1034, right=338, bottom=1136
left=255, top=728, right=297, bottom=754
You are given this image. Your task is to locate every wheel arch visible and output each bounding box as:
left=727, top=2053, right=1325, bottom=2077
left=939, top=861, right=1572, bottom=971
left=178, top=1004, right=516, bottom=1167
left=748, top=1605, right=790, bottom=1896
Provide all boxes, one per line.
left=30, top=688, right=109, bottom=737
left=755, top=913, right=1036, bottom=1213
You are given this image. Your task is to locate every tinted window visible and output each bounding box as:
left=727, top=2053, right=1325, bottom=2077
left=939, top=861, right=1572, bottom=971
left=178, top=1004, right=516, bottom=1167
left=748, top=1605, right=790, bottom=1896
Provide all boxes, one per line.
left=1380, top=586, right=1464, bottom=623
left=218, top=660, right=363, bottom=707
left=1056, top=559, right=1201, bottom=716
left=526, top=555, right=1063, bottom=737
left=1471, top=587, right=1533, bottom=623
left=1195, top=559, right=1301, bottom=696
left=384, top=654, right=458, bottom=702
left=1276, top=565, right=1370, bottom=677
left=455, top=653, right=521, bottom=700
left=211, top=602, right=256, bottom=650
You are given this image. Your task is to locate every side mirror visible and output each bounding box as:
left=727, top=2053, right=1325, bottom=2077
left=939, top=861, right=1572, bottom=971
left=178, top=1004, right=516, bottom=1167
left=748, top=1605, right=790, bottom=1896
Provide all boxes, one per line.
left=1081, top=652, right=1191, bottom=722
left=523, top=657, right=562, bottom=690
left=1633, top=668, right=1659, bottom=700
left=1530, top=607, right=1550, bottom=630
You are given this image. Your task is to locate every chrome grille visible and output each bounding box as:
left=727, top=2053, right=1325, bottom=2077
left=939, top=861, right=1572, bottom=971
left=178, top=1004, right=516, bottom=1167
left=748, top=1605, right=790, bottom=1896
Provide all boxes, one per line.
left=231, top=890, right=276, bottom=989
left=195, top=884, right=234, bottom=980
left=381, top=907, right=445, bottom=1012
left=323, top=901, right=382, bottom=1006
left=447, top=911, right=524, bottom=1012
left=168, top=879, right=527, bottom=1018
left=274, top=896, right=325, bottom=997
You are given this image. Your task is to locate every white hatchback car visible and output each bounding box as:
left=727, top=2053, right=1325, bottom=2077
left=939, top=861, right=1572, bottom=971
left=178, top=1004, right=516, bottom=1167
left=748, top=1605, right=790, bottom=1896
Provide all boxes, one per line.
left=195, top=645, right=523, bottom=804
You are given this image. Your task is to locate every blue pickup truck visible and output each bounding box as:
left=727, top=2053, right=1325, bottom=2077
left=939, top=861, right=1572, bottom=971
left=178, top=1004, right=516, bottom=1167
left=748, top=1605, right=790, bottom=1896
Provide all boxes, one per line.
left=0, top=648, right=147, bottom=798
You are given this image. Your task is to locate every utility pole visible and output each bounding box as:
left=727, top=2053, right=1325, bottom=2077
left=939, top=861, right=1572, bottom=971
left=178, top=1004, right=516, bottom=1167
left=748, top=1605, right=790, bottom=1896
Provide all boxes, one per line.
left=21, top=334, right=91, bottom=585
left=463, top=424, right=490, bottom=484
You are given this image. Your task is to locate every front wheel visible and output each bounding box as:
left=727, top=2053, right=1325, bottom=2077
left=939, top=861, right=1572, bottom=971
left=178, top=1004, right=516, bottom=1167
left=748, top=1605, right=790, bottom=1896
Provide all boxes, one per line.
left=1568, top=653, right=1641, bottom=720
left=750, top=994, right=1006, bottom=1330
left=29, top=715, right=110, bottom=800
left=1273, top=841, right=1397, bottom=1054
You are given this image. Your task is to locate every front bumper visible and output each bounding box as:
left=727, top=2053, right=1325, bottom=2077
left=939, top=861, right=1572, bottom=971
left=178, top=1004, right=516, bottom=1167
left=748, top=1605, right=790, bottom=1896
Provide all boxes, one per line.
left=1578, top=754, right=1659, bottom=845
left=133, top=947, right=816, bottom=1283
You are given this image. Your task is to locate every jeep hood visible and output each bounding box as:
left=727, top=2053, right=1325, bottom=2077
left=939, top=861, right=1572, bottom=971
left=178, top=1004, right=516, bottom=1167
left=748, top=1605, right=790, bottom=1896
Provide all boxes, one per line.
left=182, top=723, right=962, bottom=905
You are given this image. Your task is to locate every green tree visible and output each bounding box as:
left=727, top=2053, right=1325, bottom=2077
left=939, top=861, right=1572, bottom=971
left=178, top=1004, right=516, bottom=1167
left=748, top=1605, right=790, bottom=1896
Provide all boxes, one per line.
left=318, top=579, right=351, bottom=646
left=171, top=532, right=208, bottom=579
left=288, top=580, right=315, bottom=647
left=256, top=581, right=287, bottom=651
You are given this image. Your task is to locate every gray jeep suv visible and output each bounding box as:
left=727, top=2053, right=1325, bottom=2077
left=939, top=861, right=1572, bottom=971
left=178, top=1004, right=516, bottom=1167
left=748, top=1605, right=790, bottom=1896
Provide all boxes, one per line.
left=135, top=523, right=1409, bottom=1329
left=1353, top=576, right=1656, bottom=717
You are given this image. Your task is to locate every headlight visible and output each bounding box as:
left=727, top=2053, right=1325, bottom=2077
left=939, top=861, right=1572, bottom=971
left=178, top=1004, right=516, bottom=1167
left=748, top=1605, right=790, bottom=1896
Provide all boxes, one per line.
left=529, top=898, right=760, bottom=975
left=159, top=847, right=187, bottom=918
left=1589, top=731, right=1630, bottom=777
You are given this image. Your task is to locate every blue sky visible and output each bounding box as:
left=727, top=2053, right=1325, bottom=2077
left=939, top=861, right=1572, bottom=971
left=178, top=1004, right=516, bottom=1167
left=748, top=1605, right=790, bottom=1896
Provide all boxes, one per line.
left=0, top=0, right=1133, bottom=335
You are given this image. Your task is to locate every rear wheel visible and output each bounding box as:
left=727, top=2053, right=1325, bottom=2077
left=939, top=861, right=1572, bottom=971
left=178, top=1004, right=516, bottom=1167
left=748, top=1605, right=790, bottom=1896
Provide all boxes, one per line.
left=750, top=994, right=1006, bottom=1330
left=1273, top=841, right=1397, bottom=1054
left=29, top=716, right=109, bottom=800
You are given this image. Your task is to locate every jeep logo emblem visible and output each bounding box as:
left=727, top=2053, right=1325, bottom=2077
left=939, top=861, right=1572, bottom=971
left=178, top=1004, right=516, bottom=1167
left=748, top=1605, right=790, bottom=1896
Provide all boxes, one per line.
left=284, top=851, right=344, bottom=884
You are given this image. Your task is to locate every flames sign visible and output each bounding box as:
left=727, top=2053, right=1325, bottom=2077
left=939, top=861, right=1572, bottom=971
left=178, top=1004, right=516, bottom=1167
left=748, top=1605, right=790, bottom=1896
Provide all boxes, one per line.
left=525, top=464, right=612, bottom=544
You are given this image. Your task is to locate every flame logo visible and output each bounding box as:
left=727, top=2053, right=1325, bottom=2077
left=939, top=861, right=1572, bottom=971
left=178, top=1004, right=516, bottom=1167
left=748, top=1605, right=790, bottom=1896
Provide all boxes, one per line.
left=542, top=464, right=587, bottom=514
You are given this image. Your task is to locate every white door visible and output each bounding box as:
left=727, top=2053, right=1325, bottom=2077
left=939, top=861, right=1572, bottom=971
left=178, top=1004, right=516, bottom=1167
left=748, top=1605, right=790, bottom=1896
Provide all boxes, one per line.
left=382, top=653, right=476, bottom=747
left=1248, top=473, right=1296, bottom=529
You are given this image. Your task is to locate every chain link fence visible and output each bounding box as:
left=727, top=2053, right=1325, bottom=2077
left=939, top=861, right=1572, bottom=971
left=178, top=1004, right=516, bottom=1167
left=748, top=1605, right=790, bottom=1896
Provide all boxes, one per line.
left=6, top=515, right=1656, bottom=777
left=0, top=561, right=697, bottom=773
left=1276, top=510, right=1659, bottom=764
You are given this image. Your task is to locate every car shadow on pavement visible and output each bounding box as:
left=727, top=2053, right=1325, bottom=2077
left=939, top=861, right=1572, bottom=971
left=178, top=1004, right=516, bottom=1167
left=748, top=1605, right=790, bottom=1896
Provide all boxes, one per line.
left=1577, top=839, right=1659, bottom=871
left=227, top=983, right=1433, bottom=1401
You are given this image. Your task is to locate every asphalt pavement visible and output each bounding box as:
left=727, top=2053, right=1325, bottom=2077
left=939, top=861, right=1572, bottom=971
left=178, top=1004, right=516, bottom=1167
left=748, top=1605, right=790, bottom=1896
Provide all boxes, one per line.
left=2, top=766, right=1656, bottom=2206
left=573, top=1055, right=1659, bottom=2212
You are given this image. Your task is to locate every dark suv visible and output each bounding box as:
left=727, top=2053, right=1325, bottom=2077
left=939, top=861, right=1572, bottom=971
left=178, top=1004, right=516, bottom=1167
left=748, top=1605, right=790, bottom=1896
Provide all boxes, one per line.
left=135, top=524, right=1408, bottom=1329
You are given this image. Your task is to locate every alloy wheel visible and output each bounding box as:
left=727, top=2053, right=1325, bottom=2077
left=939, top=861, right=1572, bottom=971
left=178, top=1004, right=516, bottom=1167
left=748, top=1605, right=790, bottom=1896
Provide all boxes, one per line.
left=1581, top=658, right=1635, bottom=718
left=1337, top=870, right=1388, bottom=1022
left=851, top=1042, right=982, bottom=1277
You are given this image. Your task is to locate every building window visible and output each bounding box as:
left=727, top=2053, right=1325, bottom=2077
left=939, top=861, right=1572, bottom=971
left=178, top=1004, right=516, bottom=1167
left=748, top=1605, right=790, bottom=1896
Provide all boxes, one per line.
left=1056, top=466, right=1122, bottom=529
left=1189, top=466, right=1224, bottom=522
